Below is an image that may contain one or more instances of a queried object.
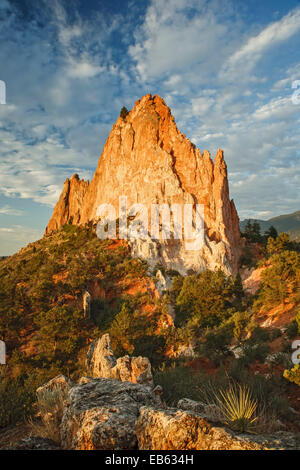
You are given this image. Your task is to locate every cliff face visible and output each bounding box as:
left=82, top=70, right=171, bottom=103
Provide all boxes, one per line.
left=46, top=174, right=89, bottom=234
left=46, top=94, right=241, bottom=274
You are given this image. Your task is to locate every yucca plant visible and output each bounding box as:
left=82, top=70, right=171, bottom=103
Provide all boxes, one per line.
left=215, top=383, right=258, bottom=433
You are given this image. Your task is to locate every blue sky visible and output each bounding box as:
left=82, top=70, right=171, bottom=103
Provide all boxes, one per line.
left=0, top=0, right=300, bottom=255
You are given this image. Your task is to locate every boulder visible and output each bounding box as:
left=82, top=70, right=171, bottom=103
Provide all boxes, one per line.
left=177, top=398, right=223, bottom=423
left=60, top=378, right=158, bottom=450
left=177, top=398, right=205, bottom=413
left=113, top=355, right=153, bottom=386
left=136, top=406, right=300, bottom=450
left=36, top=374, right=73, bottom=398
left=155, top=270, right=172, bottom=296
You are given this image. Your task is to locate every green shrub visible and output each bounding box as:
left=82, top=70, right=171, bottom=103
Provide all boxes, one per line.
left=199, top=365, right=290, bottom=429
left=153, top=364, right=205, bottom=406
left=248, top=326, right=270, bottom=345
left=120, top=106, right=129, bottom=119
left=254, top=250, right=300, bottom=308
left=239, top=343, right=270, bottom=367
left=286, top=320, right=298, bottom=339
left=230, top=311, right=251, bottom=342
left=269, top=328, right=282, bottom=341
left=175, top=270, right=235, bottom=330
left=0, top=371, right=34, bottom=428
left=214, top=383, right=258, bottom=433
left=283, top=364, right=300, bottom=387
left=29, top=384, right=68, bottom=443
left=196, top=325, right=233, bottom=366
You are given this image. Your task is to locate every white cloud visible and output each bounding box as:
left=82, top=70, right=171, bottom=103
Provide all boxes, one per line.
left=222, top=8, right=300, bottom=81
left=66, top=60, right=105, bottom=79
left=129, top=0, right=232, bottom=82
left=253, top=96, right=297, bottom=121
left=0, top=205, right=23, bottom=216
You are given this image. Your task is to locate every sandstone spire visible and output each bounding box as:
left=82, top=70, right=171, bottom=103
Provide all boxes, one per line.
left=45, top=94, right=241, bottom=274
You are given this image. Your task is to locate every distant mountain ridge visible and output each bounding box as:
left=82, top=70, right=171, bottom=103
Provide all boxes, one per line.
left=240, top=210, right=300, bottom=241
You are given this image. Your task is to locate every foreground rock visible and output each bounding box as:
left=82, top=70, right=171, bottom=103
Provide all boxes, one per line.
left=7, top=437, right=60, bottom=450
left=86, top=333, right=153, bottom=386
left=60, top=378, right=158, bottom=450
left=136, top=407, right=300, bottom=450
left=36, top=374, right=74, bottom=398
left=33, top=375, right=299, bottom=451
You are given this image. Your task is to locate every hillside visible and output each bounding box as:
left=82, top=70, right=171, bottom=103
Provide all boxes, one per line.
left=240, top=210, right=300, bottom=241
left=1, top=223, right=300, bottom=447
left=0, top=224, right=175, bottom=426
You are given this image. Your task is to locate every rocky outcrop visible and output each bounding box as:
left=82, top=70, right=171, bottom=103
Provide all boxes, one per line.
left=155, top=270, right=172, bottom=296
left=241, top=266, right=265, bottom=295
left=45, top=174, right=89, bottom=234
left=36, top=374, right=74, bottom=398
left=86, top=334, right=153, bottom=386
left=177, top=398, right=206, bottom=414
left=45, top=94, right=241, bottom=275
left=113, top=355, right=153, bottom=386
left=136, top=407, right=300, bottom=450
left=33, top=375, right=299, bottom=451
left=60, top=378, right=158, bottom=450
left=83, top=291, right=92, bottom=319
left=86, top=334, right=117, bottom=379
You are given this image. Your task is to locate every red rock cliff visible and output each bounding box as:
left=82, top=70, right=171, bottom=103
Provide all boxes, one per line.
left=46, top=94, right=241, bottom=274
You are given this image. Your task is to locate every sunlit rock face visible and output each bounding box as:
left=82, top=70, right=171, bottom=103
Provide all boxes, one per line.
left=46, top=94, right=241, bottom=275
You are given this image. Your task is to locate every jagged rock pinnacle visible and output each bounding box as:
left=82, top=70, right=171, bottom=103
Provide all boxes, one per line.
left=46, top=94, right=241, bottom=274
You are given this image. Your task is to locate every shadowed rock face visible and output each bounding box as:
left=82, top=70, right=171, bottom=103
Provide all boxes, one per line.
left=46, top=94, right=241, bottom=274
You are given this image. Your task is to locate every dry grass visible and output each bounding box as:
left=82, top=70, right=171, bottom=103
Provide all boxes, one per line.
left=29, top=385, right=68, bottom=444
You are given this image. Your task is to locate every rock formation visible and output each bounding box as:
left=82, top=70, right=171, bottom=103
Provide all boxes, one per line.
left=36, top=374, right=74, bottom=398
left=46, top=94, right=241, bottom=275
left=33, top=349, right=300, bottom=451
left=46, top=174, right=89, bottom=233
left=86, top=333, right=116, bottom=378
left=34, top=374, right=299, bottom=450
left=86, top=333, right=153, bottom=386
left=83, top=291, right=92, bottom=319
left=60, top=378, right=158, bottom=450
left=136, top=406, right=299, bottom=450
